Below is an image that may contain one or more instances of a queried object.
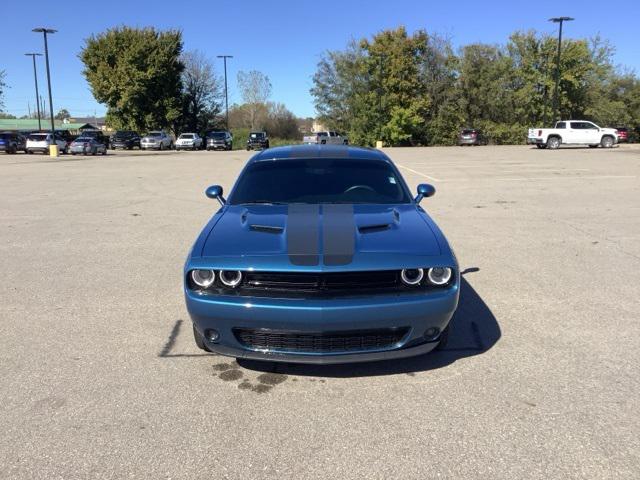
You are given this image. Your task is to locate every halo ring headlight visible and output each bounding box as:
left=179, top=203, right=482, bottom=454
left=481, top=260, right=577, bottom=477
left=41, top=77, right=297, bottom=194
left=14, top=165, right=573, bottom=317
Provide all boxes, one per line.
left=427, top=267, right=453, bottom=285
left=401, top=268, right=424, bottom=286
left=219, top=270, right=243, bottom=288
left=191, top=269, right=215, bottom=288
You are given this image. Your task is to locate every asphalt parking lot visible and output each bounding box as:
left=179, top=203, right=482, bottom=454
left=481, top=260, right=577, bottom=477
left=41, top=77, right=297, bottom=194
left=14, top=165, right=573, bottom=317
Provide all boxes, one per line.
left=1, top=144, right=639, bottom=479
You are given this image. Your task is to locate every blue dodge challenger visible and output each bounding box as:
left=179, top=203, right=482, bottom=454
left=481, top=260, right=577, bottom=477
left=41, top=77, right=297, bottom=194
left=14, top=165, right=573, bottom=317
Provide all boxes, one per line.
left=184, top=145, right=459, bottom=364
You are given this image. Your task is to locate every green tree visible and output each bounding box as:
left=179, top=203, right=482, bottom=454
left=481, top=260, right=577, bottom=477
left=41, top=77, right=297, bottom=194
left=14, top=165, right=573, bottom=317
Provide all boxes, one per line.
left=80, top=27, right=183, bottom=133
left=237, top=70, right=272, bottom=129
left=55, top=108, right=70, bottom=120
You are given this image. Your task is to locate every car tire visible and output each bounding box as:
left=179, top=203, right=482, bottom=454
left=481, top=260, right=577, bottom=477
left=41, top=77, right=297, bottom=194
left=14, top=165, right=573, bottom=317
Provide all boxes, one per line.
left=434, top=325, right=450, bottom=351
left=169, top=142, right=174, bottom=150
left=547, top=136, right=561, bottom=149
left=159, top=143, right=164, bottom=151
left=193, top=325, right=211, bottom=352
left=601, top=136, right=614, bottom=148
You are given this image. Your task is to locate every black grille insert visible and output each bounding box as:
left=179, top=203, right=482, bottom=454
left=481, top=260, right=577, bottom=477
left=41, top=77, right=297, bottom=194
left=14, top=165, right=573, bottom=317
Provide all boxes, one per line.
left=233, top=327, right=410, bottom=353
left=241, top=270, right=401, bottom=296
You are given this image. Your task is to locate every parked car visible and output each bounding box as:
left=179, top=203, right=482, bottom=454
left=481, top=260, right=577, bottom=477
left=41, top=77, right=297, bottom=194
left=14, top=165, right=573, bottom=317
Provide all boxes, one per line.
left=69, top=137, right=107, bottom=156
left=175, top=133, right=203, bottom=151
left=458, top=128, right=487, bottom=146
left=303, top=131, right=349, bottom=145
left=527, top=120, right=618, bottom=149
left=26, top=132, right=68, bottom=154
left=246, top=131, right=269, bottom=150
left=110, top=130, right=141, bottom=150
left=78, top=129, right=109, bottom=148
left=614, top=127, right=628, bottom=143
left=206, top=131, right=233, bottom=151
left=0, top=132, right=27, bottom=154
left=141, top=131, right=173, bottom=150
left=184, top=145, right=459, bottom=364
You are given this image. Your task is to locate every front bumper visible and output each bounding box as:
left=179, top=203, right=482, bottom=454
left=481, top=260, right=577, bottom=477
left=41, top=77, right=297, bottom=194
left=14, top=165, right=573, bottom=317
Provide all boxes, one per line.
left=207, top=142, right=229, bottom=150
left=186, top=286, right=459, bottom=364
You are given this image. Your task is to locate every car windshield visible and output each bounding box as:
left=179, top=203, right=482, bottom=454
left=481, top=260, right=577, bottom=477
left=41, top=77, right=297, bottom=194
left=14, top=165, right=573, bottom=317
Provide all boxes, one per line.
left=180, top=134, right=194, bottom=139
left=229, top=158, right=411, bottom=205
left=209, top=132, right=226, bottom=139
left=250, top=133, right=264, bottom=139
left=147, top=132, right=162, bottom=137
left=75, top=137, right=93, bottom=142
left=114, top=131, right=132, bottom=138
left=461, top=129, right=476, bottom=134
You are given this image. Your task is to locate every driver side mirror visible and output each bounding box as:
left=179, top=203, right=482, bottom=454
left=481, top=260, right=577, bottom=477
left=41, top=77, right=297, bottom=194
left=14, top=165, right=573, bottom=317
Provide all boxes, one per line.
left=415, top=183, right=435, bottom=204
left=205, top=185, right=226, bottom=206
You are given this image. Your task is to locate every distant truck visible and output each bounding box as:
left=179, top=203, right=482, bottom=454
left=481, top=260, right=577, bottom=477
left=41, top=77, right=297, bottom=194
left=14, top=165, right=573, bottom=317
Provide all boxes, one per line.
left=527, top=120, right=618, bottom=149
left=303, top=131, right=349, bottom=145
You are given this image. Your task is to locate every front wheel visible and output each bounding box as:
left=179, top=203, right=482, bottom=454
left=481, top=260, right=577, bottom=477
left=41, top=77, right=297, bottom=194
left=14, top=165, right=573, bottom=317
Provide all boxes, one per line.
left=601, top=136, right=614, bottom=148
left=434, top=325, right=450, bottom=351
left=193, top=325, right=211, bottom=352
left=547, top=136, right=561, bottom=150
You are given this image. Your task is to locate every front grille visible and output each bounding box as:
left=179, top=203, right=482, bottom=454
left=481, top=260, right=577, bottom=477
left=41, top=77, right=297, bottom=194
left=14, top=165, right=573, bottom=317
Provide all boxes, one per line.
left=241, top=270, right=402, bottom=297
left=233, top=327, right=409, bottom=353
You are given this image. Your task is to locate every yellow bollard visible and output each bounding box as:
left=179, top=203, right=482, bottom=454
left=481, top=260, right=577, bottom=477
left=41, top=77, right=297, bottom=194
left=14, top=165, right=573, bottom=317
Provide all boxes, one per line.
left=49, top=144, right=59, bottom=157
left=375, top=140, right=384, bottom=149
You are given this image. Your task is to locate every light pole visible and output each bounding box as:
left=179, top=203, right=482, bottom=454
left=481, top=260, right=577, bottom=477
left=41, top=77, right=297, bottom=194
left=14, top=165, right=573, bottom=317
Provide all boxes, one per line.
left=549, top=17, right=574, bottom=123
left=24, top=53, right=43, bottom=131
left=32, top=28, right=57, bottom=140
left=217, top=55, right=233, bottom=130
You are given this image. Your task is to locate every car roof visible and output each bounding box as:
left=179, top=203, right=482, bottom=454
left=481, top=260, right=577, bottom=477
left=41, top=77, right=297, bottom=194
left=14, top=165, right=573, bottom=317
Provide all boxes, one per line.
left=250, top=144, right=391, bottom=163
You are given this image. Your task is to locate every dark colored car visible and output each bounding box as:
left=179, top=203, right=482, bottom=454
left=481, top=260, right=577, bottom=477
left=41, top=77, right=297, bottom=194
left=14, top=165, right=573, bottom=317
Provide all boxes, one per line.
left=206, top=131, right=233, bottom=151
left=246, top=131, right=269, bottom=151
left=78, top=129, right=109, bottom=148
left=615, top=127, right=628, bottom=143
left=0, top=132, right=27, bottom=154
left=458, top=128, right=487, bottom=146
left=184, top=144, right=459, bottom=364
left=110, top=130, right=141, bottom=150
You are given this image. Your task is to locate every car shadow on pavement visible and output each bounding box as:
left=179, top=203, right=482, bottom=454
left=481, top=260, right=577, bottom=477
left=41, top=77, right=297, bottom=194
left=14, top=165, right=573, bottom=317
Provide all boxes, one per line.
left=238, top=270, right=501, bottom=377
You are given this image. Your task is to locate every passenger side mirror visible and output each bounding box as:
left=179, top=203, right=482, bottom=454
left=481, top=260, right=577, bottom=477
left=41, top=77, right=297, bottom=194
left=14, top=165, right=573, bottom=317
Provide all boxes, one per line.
left=205, top=185, right=226, bottom=206
left=415, top=183, right=435, bottom=204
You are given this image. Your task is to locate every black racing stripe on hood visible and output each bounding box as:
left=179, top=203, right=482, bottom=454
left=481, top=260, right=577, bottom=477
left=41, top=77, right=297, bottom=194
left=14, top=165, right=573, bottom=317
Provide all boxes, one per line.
left=322, top=204, right=355, bottom=266
left=287, top=204, right=320, bottom=265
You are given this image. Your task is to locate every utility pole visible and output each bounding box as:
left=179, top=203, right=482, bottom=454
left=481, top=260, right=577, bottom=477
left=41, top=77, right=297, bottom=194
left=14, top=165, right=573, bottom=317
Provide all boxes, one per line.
left=32, top=28, right=57, bottom=141
left=24, top=52, right=43, bottom=131
left=217, top=55, right=233, bottom=130
left=549, top=17, right=574, bottom=123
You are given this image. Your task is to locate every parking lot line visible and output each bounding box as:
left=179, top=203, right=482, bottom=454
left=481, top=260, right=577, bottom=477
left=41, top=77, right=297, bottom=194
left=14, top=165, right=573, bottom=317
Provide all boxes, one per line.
left=397, top=164, right=441, bottom=182
left=493, top=175, right=636, bottom=181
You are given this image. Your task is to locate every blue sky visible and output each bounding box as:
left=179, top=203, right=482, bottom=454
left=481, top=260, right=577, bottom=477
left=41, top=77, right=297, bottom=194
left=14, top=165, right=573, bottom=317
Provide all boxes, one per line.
left=2, top=0, right=638, bottom=119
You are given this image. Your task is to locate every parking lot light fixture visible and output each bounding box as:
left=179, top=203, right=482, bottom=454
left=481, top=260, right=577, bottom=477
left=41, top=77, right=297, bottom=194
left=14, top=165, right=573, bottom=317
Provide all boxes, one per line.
left=32, top=28, right=57, bottom=154
left=549, top=17, right=574, bottom=123
left=24, top=53, right=43, bottom=131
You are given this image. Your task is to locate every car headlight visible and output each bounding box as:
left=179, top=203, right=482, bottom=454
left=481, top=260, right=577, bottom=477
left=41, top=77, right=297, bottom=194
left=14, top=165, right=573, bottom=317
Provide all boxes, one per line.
left=427, top=267, right=452, bottom=285
left=219, top=270, right=242, bottom=288
left=400, top=268, right=424, bottom=286
left=191, top=269, right=215, bottom=288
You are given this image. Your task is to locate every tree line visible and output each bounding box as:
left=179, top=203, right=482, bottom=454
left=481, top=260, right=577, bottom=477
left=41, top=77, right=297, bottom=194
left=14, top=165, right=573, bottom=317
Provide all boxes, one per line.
left=311, top=27, right=640, bottom=146
left=79, top=26, right=302, bottom=139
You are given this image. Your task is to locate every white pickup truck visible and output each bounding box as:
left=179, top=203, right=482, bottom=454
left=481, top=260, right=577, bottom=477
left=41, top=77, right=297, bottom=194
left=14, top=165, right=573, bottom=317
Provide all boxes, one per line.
left=303, top=131, right=349, bottom=145
left=527, top=120, right=618, bottom=149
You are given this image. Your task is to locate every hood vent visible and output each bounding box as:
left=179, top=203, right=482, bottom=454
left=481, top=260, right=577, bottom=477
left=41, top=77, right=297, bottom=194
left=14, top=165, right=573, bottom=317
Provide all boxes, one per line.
left=250, top=224, right=284, bottom=234
left=358, top=223, right=391, bottom=234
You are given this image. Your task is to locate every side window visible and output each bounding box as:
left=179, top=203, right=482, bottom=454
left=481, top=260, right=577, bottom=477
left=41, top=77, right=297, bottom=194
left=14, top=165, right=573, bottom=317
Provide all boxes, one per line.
left=556, top=122, right=566, bottom=129
left=585, top=122, right=598, bottom=130
left=570, top=122, right=582, bottom=129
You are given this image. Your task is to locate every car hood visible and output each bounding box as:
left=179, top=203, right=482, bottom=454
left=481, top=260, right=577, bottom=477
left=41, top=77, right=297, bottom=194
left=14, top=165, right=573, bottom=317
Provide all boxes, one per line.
left=198, top=204, right=446, bottom=269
